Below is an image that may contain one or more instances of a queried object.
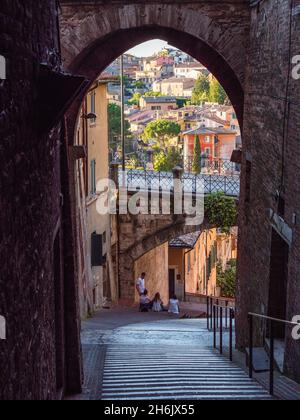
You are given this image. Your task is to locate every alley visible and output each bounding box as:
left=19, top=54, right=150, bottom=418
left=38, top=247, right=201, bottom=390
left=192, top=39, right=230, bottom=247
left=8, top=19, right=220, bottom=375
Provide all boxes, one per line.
left=78, top=307, right=273, bottom=401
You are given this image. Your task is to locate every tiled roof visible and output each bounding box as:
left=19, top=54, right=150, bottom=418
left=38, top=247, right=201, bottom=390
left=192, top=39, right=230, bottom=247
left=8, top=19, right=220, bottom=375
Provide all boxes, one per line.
left=142, top=96, right=177, bottom=103
left=169, top=231, right=201, bottom=249
left=183, top=125, right=237, bottom=136
left=175, top=63, right=204, bottom=69
left=161, top=77, right=195, bottom=87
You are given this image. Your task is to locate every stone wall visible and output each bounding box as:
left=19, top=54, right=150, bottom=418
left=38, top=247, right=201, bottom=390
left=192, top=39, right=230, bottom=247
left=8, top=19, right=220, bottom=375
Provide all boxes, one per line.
left=134, top=243, right=169, bottom=305
left=59, top=0, right=249, bottom=139
left=236, top=0, right=300, bottom=382
left=118, top=204, right=204, bottom=301
left=0, top=1, right=82, bottom=399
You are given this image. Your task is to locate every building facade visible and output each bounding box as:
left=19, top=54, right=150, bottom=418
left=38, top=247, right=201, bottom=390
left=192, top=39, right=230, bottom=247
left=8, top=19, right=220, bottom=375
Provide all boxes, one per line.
left=153, top=77, right=195, bottom=97
left=75, top=79, right=117, bottom=317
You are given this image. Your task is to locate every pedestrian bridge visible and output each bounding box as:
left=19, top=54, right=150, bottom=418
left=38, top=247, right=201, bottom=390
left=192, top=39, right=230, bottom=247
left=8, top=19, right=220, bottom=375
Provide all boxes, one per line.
left=118, top=169, right=240, bottom=197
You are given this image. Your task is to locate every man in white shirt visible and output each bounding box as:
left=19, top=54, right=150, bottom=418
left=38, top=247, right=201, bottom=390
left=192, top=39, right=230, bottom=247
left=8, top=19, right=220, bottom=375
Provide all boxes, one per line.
left=136, top=272, right=146, bottom=296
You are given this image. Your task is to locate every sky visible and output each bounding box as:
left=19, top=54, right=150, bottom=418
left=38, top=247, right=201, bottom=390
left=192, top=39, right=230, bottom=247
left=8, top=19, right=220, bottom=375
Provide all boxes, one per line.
left=126, top=39, right=176, bottom=57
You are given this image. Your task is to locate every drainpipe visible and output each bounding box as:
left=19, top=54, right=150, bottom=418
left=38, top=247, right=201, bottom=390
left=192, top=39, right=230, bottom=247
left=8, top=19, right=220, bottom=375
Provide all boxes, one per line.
left=183, top=248, right=194, bottom=302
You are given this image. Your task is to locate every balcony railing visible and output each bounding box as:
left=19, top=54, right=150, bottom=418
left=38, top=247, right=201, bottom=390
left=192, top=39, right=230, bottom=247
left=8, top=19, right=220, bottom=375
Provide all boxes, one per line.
left=119, top=155, right=240, bottom=176
left=118, top=169, right=240, bottom=197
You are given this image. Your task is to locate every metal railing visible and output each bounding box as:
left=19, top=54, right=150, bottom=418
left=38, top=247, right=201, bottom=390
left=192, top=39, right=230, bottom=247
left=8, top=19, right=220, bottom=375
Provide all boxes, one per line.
left=207, top=297, right=235, bottom=361
left=120, top=169, right=240, bottom=197
left=248, top=313, right=300, bottom=396
left=120, top=155, right=240, bottom=176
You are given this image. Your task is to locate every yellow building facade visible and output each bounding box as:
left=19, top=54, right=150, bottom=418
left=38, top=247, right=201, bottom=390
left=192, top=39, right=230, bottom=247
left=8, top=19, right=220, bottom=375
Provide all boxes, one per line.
left=76, top=79, right=117, bottom=317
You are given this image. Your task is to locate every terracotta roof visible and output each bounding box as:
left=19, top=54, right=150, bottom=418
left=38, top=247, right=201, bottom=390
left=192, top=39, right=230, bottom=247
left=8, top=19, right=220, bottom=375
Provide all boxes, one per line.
left=175, top=63, right=204, bottom=69
left=169, top=231, right=201, bottom=249
left=161, top=77, right=195, bottom=87
left=142, top=96, right=177, bottom=103
left=183, top=125, right=237, bottom=136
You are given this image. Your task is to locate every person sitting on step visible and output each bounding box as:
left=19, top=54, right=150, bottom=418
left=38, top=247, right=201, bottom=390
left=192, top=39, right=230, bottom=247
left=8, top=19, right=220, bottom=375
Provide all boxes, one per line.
left=168, top=294, right=180, bottom=315
left=152, top=292, right=166, bottom=312
left=139, top=289, right=152, bottom=312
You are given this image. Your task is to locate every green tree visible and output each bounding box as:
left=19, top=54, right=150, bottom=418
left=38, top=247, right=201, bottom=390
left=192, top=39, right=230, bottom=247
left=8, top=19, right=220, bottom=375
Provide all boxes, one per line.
left=192, top=135, right=202, bottom=174
left=108, top=103, right=131, bottom=145
left=134, top=80, right=146, bottom=89
left=153, top=149, right=182, bottom=172
left=144, top=91, right=162, bottom=97
left=209, top=77, right=228, bottom=104
left=142, top=120, right=181, bottom=152
left=217, top=260, right=236, bottom=298
left=191, top=74, right=210, bottom=104
left=205, top=192, right=237, bottom=234
left=128, top=92, right=142, bottom=106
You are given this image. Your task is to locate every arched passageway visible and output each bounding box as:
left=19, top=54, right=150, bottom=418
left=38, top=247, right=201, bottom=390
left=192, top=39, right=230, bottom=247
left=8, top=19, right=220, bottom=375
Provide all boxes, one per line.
left=59, top=0, right=249, bottom=138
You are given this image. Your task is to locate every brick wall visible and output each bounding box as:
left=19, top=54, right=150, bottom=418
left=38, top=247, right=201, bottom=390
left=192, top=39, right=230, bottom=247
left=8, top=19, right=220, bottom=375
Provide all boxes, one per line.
left=0, top=1, right=81, bottom=399
left=236, top=0, right=300, bottom=382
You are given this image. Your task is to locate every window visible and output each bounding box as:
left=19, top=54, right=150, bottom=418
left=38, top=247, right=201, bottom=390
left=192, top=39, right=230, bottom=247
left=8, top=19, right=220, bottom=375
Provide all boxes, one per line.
left=187, top=254, right=191, bottom=273
left=90, top=91, right=96, bottom=124
left=205, top=148, right=211, bottom=156
left=91, top=232, right=103, bottom=267
left=205, top=136, right=210, bottom=143
left=90, top=159, right=96, bottom=195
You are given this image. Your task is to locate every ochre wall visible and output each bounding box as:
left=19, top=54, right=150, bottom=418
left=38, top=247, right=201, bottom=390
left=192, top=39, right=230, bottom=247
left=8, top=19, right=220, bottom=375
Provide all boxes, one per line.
left=134, top=243, right=169, bottom=305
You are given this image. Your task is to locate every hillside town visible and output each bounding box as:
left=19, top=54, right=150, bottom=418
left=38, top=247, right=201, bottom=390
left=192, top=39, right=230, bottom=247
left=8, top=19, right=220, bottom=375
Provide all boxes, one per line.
left=76, top=45, right=240, bottom=318
left=2, top=1, right=300, bottom=402
left=103, top=47, right=241, bottom=171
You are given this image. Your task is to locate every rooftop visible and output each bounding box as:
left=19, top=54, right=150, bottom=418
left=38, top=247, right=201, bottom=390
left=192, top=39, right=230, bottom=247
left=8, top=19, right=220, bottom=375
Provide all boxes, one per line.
left=142, top=96, right=177, bottom=103
left=169, top=231, right=201, bottom=249
left=160, top=77, right=195, bottom=86
left=175, top=63, right=205, bottom=69
left=183, top=125, right=237, bottom=136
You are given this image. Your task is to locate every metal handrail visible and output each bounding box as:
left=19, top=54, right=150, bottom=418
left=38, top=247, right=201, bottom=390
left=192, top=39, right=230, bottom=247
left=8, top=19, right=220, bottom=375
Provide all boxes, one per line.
left=248, top=312, right=299, bottom=326
left=206, top=297, right=235, bottom=362
left=248, top=312, right=300, bottom=396
left=206, top=296, right=235, bottom=331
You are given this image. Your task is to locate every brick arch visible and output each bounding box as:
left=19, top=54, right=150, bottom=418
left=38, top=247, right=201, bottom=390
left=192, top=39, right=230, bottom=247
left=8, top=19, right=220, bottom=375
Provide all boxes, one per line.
left=60, top=1, right=250, bottom=134
left=118, top=212, right=208, bottom=300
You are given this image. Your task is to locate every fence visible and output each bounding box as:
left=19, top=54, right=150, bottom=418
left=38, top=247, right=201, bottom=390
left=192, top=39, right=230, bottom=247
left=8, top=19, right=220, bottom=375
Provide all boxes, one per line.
left=119, top=169, right=240, bottom=197
left=122, top=155, right=240, bottom=176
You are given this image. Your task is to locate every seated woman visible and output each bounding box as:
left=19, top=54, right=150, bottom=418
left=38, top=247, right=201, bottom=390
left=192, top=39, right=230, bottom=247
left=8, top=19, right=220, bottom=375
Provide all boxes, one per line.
left=139, top=289, right=153, bottom=312
left=152, top=293, right=165, bottom=312
left=168, top=294, right=180, bottom=315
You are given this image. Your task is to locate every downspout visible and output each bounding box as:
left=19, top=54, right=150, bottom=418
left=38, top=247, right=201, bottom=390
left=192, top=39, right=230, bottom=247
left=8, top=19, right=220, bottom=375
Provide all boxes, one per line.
left=183, top=248, right=194, bottom=302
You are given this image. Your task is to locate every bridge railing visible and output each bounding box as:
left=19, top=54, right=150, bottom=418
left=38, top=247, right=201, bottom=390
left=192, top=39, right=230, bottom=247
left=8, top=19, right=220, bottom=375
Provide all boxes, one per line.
left=116, top=155, right=241, bottom=176
left=118, top=168, right=240, bottom=197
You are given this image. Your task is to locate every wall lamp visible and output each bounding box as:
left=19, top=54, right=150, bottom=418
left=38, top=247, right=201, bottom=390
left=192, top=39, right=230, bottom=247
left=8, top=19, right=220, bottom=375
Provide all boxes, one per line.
left=81, top=112, right=97, bottom=120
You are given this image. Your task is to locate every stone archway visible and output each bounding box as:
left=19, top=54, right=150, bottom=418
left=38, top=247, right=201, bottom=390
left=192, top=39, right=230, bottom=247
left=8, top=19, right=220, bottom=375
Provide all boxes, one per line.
left=117, top=211, right=208, bottom=300
left=59, top=0, right=248, bottom=304
left=59, top=0, right=250, bottom=137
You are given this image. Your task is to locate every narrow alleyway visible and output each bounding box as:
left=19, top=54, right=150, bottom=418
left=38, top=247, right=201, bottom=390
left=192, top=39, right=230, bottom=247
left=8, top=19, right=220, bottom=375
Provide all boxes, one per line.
left=77, top=306, right=274, bottom=400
